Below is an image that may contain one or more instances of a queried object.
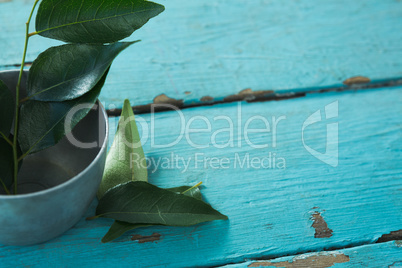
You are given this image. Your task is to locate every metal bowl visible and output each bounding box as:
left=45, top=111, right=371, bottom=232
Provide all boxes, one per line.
left=0, top=70, right=108, bottom=245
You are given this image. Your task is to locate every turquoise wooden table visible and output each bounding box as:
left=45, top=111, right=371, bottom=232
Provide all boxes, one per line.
left=1, top=0, right=402, bottom=267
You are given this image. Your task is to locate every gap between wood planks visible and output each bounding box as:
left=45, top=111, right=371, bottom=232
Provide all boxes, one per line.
left=106, top=77, right=402, bottom=117
left=207, top=230, right=402, bottom=268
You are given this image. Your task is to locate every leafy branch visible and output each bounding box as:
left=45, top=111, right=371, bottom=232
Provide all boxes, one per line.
left=0, top=0, right=164, bottom=194
left=0, top=0, right=228, bottom=243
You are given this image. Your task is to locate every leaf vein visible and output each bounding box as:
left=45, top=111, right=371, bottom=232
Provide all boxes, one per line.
left=120, top=192, right=143, bottom=211
left=37, top=8, right=157, bottom=35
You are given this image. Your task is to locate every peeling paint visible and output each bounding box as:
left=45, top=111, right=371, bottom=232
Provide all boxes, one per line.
left=343, top=76, right=371, bottom=85
left=153, top=94, right=183, bottom=106
left=377, top=230, right=402, bottom=243
left=131, top=233, right=161, bottom=243
left=0, top=0, right=12, bottom=3
left=121, top=94, right=184, bottom=114
left=201, top=96, right=214, bottom=102
left=184, top=91, right=192, bottom=95
left=311, top=212, right=333, bottom=238
left=248, top=253, right=350, bottom=268
left=389, top=261, right=402, bottom=268
left=223, top=88, right=274, bottom=102
left=103, top=77, right=402, bottom=116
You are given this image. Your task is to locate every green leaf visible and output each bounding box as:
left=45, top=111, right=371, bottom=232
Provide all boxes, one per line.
left=0, top=137, right=14, bottom=190
left=0, top=80, right=14, bottom=138
left=96, top=181, right=228, bottom=226
left=168, top=185, right=203, bottom=201
left=97, top=99, right=147, bottom=199
left=0, top=80, right=15, bottom=192
left=27, top=42, right=135, bottom=102
left=35, top=0, right=164, bottom=44
left=0, top=137, right=23, bottom=192
left=18, top=70, right=108, bottom=155
left=101, top=222, right=147, bottom=243
left=101, top=185, right=203, bottom=243
left=98, top=98, right=149, bottom=241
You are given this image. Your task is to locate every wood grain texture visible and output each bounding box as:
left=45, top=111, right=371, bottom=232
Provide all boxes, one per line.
left=221, top=241, right=402, bottom=267
left=0, top=87, right=401, bottom=267
left=1, top=0, right=402, bottom=108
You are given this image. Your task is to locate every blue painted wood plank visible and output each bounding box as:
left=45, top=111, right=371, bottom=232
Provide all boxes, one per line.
left=1, top=0, right=402, bottom=108
left=220, top=241, right=402, bottom=267
left=0, top=87, right=401, bottom=267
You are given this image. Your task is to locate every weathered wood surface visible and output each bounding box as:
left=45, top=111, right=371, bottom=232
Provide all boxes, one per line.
left=221, top=241, right=402, bottom=267
left=1, top=0, right=402, bottom=108
left=0, top=87, right=401, bottom=267
left=1, top=0, right=401, bottom=266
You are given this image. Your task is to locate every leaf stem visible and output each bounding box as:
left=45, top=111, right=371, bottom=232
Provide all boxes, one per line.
left=12, top=0, right=40, bottom=194
left=0, top=178, right=11, bottom=195
left=181, top=182, right=203, bottom=195
left=18, top=153, right=28, bottom=162
left=28, top=31, right=38, bottom=37
left=0, top=132, right=13, bottom=146
left=19, top=96, right=29, bottom=103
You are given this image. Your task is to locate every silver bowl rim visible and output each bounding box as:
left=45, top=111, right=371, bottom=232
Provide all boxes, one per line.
left=0, top=69, right=109, bottom=199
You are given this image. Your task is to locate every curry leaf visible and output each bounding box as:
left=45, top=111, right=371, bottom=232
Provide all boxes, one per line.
left=101, top=185, right=203, bottom=242
left=97, top=99, right=147, bottom=199
left=0, top=138, right=23, bottom=192
left=35, top=0, right=164, bottom=44
left=0, top=138, right=14, bottom=190
left=168, top=185, right=202, bottom=201
left=96, top=181, right=228, bottom=226
left=0, top=80, right=15, bottom=191
left=18, top=70, right=108, bottom=155
left=0, top=80, right=14, bottom=138
left=0, top=80, right=24, bottom=191
left=27, top=42, right=135, bottom=101
left=101, top=222, right=147, bottom=243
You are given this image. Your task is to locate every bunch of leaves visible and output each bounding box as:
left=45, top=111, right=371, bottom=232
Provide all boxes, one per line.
left=0, top=0, right=164, bottom=194
left=91, top=100, right=228, bottom=242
